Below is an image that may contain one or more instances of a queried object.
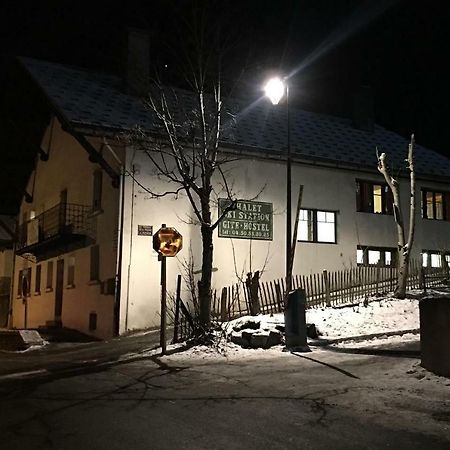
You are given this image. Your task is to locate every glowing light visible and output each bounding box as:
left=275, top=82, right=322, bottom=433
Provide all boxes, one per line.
left=264, top=77, right=285, bottom=105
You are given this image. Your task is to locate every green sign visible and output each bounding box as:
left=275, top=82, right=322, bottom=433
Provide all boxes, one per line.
left=218, top=199, right=273, bottom=240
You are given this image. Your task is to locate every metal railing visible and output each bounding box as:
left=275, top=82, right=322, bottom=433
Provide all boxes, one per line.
left=16, top=203, right=95, bottom=252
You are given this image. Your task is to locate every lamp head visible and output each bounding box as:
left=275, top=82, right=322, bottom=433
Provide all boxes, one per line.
left=264, top=77, right=285, bottom=105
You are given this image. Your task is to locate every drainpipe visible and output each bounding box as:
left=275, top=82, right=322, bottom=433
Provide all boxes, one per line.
left=113, top=167, right=126, bottom=335
left=102, top=138, right=126, bottom=336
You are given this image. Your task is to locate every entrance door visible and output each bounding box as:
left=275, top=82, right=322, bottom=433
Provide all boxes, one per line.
left=54, top=259, right=64, bottom=325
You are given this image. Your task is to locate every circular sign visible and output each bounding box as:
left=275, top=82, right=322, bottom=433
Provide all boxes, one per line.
left=153, top=227, right=183, bottom=257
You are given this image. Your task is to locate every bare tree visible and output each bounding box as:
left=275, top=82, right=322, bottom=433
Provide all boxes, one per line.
left=377, top=134, right=416, bottom=298
left=129, top=4, right=248, bottom=332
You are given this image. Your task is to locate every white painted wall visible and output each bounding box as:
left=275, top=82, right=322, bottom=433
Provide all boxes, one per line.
left=119, top=147, right=450, bottom=333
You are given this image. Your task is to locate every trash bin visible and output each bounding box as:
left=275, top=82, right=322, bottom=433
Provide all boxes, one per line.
left=420, top=297, right=450, bottom=377
left=284, top=288, right=309, bottom=351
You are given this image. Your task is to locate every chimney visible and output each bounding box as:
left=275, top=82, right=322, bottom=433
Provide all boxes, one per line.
left=125, top=28, right=150, bottom=95
left=352, top=86, right=374, bottom=132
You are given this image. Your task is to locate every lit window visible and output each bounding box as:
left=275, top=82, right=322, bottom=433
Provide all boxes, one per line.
left=385, top=251, right=392, bottom=266
left=356, top=180, right=393, bottom=214
left=317, top=211, right=335, bottom=243
left=373, top=185, right=382, bottom=213
left=298, top=209, right=337, bottom=244
left=423, top=251, right=450, bottom=268
left=357, top=246, right=395, bottom=267
left=368, top=250, right=381, bottom=265
left=431, top=254, right=442, bottom=268
left=422, top=190, right=449, bottom=220
left=298, top=209, right=314, bottom=242
left=426, top=192, right=434, bottom=218
left=435, top=193, right=443, bottom=220
left=357, top=249, right=364, bottom=265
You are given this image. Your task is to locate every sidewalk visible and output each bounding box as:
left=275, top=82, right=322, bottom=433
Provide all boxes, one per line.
left=0, top=329, right=163, bottom=380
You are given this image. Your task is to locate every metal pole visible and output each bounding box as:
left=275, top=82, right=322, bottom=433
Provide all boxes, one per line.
left=286, top=83, right=292, bottom=295
left=160, top=223, right=167, bottom=354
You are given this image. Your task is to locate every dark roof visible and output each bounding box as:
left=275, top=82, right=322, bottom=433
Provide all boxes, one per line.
left=20, top=57, right=450, bottom=180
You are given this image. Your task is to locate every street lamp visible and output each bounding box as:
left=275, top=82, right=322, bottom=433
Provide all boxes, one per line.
left=264, top=76, right=292, bottom=295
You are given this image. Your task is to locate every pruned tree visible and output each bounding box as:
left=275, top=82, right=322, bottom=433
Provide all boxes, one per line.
left=377, top=134, right=416, bottom=298
left=129, top=3, right=248, bottom=332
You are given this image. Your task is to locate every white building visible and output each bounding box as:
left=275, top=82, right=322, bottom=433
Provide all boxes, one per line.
left=8, top=55, right=450, bottom=339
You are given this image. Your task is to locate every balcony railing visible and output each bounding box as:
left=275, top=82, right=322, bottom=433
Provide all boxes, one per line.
left=16, top=203, right=95, bottom=259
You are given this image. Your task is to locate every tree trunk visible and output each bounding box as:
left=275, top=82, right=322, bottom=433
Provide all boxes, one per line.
left=198, top=223, right=213, bottom=329
left=395, top=250, right=408, bottom=298
left=378, top=135, right=415, bottom=300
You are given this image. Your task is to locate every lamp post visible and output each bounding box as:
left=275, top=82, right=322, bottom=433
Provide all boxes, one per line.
left=264, top=77, right=292, bottom=295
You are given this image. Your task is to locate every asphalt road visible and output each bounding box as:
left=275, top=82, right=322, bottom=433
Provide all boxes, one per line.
left=0, top=346, right=449, bottom=450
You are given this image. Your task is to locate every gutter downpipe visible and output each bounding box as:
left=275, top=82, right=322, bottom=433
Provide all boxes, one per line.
left=102, top=138, right=126, bottom=336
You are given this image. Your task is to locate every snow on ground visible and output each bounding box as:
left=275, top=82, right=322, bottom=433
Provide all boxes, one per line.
left=164, top=287, right=450, bottom=362
left=306, top=296, right=419, bottom=339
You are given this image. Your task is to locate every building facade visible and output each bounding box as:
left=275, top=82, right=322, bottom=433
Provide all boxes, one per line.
left=8, top=57, right=450, bottom=338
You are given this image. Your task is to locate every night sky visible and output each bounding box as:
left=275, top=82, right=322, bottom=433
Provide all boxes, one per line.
left=1, top=0, right=449, bottom=211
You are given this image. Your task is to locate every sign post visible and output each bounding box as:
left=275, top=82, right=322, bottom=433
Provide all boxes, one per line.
left=153, top=225, right=183, bottom=354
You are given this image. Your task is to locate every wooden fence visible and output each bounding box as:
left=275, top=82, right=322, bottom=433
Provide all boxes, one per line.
left=211, top=259, right=449, bottom=322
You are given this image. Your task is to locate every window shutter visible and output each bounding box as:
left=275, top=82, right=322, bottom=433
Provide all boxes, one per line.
left=356, top=181, right=362, bottom=212
left=385, top=187, right=394, bottom=214
left=445, top=193, right=450, bottom=221
left=361, top=182, right=372, bottom=212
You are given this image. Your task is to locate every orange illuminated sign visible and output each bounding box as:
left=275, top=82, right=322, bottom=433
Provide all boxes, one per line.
left=153, top=227, right=183, bottom=257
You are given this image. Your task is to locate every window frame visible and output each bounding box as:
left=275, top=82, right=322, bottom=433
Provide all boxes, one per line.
left=422, top=250, right=450, bottom=268
left=297, top=208, right=337, bottom=244
left=356, top=179, right=393, bottom=215
left=46, top=260, right=54, bottom=292
left=421, top=189, right=450, bottom=221
left=357, top=245, right=396, bottom=267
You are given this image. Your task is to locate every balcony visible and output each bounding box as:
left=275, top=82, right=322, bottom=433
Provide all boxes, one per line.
left=16, top=203, right=95, bottom=260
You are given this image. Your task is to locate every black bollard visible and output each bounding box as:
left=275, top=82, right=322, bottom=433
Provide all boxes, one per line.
left=284, top=288, right=310, bottom=351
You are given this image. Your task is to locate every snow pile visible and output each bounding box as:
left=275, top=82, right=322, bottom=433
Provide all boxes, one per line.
left=306, top=296, right=419, bottom=339
left=225, top=294, right=421, bottom=343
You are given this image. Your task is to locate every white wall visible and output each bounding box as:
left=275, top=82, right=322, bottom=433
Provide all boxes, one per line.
left=119, top=147, right=450, bottom=333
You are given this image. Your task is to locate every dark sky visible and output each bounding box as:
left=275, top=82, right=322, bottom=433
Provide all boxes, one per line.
left=0, top=0, right=449, bottom=209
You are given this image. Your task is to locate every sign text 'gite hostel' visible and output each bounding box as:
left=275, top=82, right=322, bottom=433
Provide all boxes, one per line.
left=218, top=199, right=273, bottom=240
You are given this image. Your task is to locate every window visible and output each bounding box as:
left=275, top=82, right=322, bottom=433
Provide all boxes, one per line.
left=67, top=256, right=75, bottom=288
left=90, top=245, right=100, bottom=282
left=35, top=265, right=41, bottom=294
left=421, top=190, right=450, bottom=220
left=357, top=246, right=396, bottom=267
left=92, top=170, right=103, bottom=212
left=356, top=180, right=393, bottom=214
left=298, top=209, right=336, bottom=243
left=46, top=261, right=54, bottom=291
left=422, top=251, right=450, bottom=268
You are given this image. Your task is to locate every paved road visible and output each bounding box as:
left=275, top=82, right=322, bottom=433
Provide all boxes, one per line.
left=0, top=345, right=448, bottom=450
